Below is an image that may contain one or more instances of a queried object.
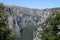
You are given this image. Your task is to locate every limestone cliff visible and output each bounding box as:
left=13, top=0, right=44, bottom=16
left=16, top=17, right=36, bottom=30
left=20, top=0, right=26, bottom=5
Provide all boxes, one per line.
left=4, top=5, right=60, bottom=40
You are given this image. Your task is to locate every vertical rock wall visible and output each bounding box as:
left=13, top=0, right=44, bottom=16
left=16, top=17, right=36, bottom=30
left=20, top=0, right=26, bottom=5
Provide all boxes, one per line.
left=6, top=6, right=60, bottom=40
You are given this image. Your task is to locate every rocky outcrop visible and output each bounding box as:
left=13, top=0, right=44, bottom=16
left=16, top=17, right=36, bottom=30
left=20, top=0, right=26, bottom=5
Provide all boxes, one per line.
left=4, top=5, right=60, bottom=40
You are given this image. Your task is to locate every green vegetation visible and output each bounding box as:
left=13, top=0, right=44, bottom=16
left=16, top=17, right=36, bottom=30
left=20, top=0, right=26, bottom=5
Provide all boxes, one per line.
left=0, top=3, right=15, bottom=40
left=41, top=13, right=60, bottom=40
left=49, top=13, right=60, bottom=25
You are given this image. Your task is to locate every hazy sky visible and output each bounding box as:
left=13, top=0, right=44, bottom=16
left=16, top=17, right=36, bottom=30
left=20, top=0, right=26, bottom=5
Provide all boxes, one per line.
left=0, top=0, right=60, bottom=9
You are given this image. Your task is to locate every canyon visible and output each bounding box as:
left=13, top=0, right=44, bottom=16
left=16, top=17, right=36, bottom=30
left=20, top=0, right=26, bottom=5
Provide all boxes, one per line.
left=4, top=5, right=60, bottom=40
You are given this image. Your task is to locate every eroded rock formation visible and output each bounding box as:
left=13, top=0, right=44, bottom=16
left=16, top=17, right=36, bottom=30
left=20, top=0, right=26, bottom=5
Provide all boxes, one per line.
left=4, top=5, right=60, bottom=40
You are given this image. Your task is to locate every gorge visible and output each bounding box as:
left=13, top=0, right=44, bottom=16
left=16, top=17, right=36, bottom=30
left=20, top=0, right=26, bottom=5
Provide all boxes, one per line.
left=4, top=5, right=60, bottom=40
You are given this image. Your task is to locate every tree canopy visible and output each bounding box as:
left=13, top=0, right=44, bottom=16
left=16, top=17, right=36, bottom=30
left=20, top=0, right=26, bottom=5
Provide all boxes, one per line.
left=0, top=3, right=15, bottom=40
left=41, top=13, right=60, bottom=40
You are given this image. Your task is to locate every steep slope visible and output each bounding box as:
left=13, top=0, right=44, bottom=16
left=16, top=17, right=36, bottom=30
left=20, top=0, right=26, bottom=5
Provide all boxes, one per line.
left=4, top=5, right=60, bottom=40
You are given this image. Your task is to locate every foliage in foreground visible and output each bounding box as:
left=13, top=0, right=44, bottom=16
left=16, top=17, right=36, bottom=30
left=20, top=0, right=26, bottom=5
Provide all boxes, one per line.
left=0, top=3, right=15, bottom=40
left=41, top=13, right=60, bottom=40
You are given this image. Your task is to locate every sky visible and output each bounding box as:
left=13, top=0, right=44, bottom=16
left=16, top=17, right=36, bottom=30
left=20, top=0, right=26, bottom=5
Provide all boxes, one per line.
left=0, top=0, right=60, bottom=9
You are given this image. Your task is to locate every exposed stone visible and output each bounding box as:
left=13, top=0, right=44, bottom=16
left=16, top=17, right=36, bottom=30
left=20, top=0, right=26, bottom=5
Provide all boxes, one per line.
left=4, top=5, right=60, bottom=40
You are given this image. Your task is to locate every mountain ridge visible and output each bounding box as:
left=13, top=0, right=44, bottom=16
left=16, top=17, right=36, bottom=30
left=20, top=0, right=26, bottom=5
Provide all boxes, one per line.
left=4, top=5, right=60, bottom=40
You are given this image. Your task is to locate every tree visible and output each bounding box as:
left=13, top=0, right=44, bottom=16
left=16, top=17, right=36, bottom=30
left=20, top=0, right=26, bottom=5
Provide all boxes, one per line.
left=49, top=13, right=60, bottom=35
left=41, top=26, right=56, bottom=40
left=0, top=3, right=15, bottom=40
left=41, top=12, right=60, bottom=40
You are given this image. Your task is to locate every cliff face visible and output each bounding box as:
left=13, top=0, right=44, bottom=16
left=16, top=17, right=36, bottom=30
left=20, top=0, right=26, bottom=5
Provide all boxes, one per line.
left=5, top=6, right=60, bottom=40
